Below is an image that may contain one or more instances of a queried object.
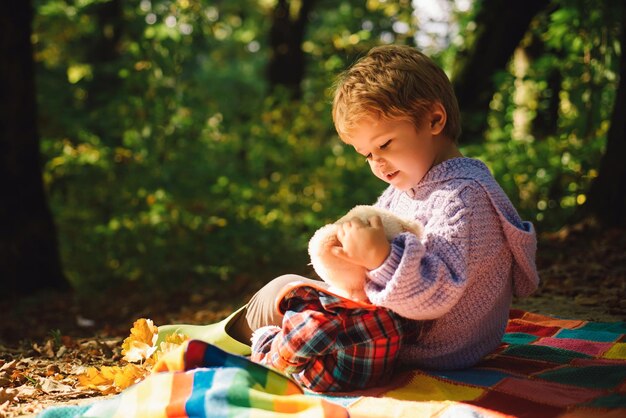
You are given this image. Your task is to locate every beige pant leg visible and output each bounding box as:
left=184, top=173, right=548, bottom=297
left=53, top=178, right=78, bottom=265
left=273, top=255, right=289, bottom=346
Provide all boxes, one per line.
left=245, top=274, right=324, bottom=330
left=228, top=274, right=324, bottom=344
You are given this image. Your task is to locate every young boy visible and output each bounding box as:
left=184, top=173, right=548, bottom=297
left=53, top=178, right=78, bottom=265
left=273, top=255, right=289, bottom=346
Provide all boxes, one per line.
left=240, top=44, right=539, bottom=371
left=158, top=45, right=539, bottom=380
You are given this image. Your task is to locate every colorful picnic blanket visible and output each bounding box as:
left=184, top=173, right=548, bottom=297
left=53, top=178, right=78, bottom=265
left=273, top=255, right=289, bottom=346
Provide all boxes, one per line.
left=343, top=309, right=626, bottom=418
left=37, top=341, right=348, bottom=418
left=38, top=310, right=626, bottom=417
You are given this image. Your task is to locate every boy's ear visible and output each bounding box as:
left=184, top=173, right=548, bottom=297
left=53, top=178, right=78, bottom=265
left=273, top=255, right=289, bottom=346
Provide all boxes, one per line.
left=429, top=102, right=447, bottom=135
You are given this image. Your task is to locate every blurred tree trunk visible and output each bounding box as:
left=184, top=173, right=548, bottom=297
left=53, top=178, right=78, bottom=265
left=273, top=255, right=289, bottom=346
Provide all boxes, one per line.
left=267, top=0, right=316, bottom=99
left=583, top=11, right=626, bottom=227
left=524, top=16, right=562, bottom=139
left=452, top=0, right=549, bottom=143
left=82, top=0, right=124, bottom=225
left=0, top=0, right=69, bottom=297
left=84, top=0, right=123, bottom=147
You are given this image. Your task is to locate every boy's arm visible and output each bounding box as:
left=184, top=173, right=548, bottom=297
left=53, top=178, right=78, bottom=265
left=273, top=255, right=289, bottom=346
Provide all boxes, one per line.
left=365, top=186, right=474, bottom=320
left=250, top=309, right=339, bottom=375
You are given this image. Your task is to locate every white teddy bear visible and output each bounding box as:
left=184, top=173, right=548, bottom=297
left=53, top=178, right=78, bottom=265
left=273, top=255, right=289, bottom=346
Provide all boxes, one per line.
left=308, top=205, right=424, bottom=302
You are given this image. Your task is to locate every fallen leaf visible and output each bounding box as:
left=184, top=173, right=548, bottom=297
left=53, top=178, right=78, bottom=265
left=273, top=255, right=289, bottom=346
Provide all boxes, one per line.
left=45, top=365, right=61, bottom=377
left=0, top=388, right=17, bottom=404
left=33, top=340, right=55, bottom=358
left=70, top=365, right=87, bottom=375
left=77, top=367, right=113, bottom=394
left=9, top=370, right=28, bottom=385
left=37, top=377, right=74, bottom=394
left=77, top=364, right=147, bottom=394
left=112, top=364, right=146, bottom=390
left=73, top=319, right=187, bottom=395
left=0, top=400, right=10, bottom=418
left=0, top=360, right=16, bottom=373
left=0, top=361, right=16, bottom=387
left=122, top=341, right=156, bottom=363
left=121, top=319, right=158, bottom=363
left=56, top=345, right=67, bottom=358
left=150, top=332, right=189, bottom=366
left=14, top=384, right=37, bottom=400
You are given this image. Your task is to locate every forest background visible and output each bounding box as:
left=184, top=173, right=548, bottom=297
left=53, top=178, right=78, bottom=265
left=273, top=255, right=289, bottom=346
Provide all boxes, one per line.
left=1, top=0, right=625, bottom=329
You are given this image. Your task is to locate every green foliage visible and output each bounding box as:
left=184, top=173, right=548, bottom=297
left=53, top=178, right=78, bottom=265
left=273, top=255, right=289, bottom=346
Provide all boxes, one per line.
left=35, top=0, right=391, bottom=289
left=33, top=0, right=622, bottom=290
left=471, top=0, right=621, bottom=226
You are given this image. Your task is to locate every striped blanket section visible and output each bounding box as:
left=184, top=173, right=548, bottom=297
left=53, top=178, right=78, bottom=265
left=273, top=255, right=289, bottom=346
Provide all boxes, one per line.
left=38, top=310, right=626, bottom=417
left=37, top=341, right=348, bottom=418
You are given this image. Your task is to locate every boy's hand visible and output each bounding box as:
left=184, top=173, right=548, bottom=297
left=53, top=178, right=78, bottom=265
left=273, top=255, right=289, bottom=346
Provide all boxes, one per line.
left=332, top=216, right=390, bottom=270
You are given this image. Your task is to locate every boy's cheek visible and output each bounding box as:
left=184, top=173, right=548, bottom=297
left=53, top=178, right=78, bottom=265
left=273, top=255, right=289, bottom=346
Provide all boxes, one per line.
left=368, top=165, right=382, bottom=178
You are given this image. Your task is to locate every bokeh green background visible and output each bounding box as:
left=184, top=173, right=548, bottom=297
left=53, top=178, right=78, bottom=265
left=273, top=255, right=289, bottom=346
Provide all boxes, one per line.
left=33, top=0, right=622, bottom=291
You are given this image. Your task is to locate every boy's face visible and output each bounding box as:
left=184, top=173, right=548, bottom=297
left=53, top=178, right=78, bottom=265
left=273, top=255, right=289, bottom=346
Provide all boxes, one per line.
left=345, top=115, right=439, bottom=191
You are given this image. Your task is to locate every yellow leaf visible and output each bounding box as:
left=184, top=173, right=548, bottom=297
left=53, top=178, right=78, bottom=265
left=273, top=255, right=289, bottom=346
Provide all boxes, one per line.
left=164, top=332, right=189, bottom=346
left=149, top=332, right=189, bottom=366
left=77, top=364, right=148, bottom=394
left=121, top=318, right=158, bottom=363
left=78, top=318, right=183, bottom=394
left=123, top=341, right=157, bottom=363
left=77, top=366, right=119, bottom=394
left=99, top=366, right=120, bottom=381
left=112, top=364, right=147, bottom=391
left=159, top=332, right=189, bottom=357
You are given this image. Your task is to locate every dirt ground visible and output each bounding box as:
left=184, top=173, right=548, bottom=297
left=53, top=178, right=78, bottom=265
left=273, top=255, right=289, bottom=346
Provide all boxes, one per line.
left=1, top=223, right=624, bottom=417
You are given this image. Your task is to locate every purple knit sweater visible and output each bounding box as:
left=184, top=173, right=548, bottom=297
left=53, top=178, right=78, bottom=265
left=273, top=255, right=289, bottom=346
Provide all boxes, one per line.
left=368, top=157, right=539, bottom=369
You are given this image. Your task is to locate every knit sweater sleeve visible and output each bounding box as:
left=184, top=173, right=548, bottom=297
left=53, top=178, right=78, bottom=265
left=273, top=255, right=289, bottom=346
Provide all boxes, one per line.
left=365, top=186, right=473, bottom=320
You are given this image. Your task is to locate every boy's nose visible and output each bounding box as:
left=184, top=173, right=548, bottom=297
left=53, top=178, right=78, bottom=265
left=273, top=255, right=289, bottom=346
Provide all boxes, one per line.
left=372, top=155, right=386, bottom=165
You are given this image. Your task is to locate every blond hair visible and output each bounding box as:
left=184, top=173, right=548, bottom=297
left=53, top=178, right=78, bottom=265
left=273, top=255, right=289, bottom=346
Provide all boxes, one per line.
left=332, top=45, right=461, bottom=141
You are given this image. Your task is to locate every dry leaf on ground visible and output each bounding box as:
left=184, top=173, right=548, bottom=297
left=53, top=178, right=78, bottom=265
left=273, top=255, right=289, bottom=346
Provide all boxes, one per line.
left=76, top=319, right=188, bottom=394
left=0, top=389, right=17, bottom=405
left=121, top=319, right=158, bottom=363
left=77, top=364, right=147, bottom=394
